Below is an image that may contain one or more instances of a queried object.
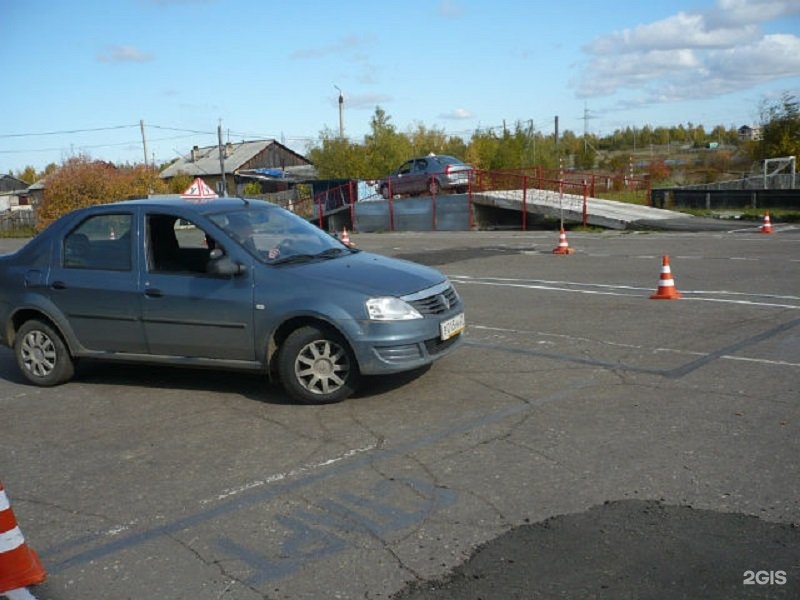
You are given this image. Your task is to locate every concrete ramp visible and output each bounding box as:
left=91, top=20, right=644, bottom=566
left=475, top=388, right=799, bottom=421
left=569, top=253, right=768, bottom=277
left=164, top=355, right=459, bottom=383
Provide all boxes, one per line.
left=472, top=189, right=694, bottom=230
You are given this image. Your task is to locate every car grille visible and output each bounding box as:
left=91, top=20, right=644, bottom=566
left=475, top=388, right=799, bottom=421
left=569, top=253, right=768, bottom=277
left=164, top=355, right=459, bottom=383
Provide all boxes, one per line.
left=424, top=333, right=461, bottom=355
left=408, top=286, right=459, bottom=316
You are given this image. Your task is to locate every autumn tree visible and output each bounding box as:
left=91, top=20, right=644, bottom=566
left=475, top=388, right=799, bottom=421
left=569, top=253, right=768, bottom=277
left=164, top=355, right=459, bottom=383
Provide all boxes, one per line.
left=758, top=92, right=800, bottom=161
left=38, top=156, right=167, bottom=230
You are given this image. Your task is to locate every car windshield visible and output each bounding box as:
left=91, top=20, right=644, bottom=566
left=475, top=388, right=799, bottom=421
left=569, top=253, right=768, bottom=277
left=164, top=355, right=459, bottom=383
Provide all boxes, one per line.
left=209, top=203, right=351, bottom=264
left=434, top=155, right=465, bottom=166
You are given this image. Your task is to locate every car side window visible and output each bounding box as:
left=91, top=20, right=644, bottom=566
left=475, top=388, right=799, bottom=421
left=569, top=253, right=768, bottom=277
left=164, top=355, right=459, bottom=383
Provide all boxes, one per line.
left=63, top=214, right=132, bottom=271
left=398, top=161, right=413, bottom=175
left=147, top=214, right=216, bottom=275
left=414, top=159, right=428, bottom=172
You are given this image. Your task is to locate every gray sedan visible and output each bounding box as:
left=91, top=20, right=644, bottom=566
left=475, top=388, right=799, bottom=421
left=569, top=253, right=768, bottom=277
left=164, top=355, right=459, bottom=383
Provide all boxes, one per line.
left=0, top=197, right=465, bottom=404
left=378, top=155, right=473, bottom=199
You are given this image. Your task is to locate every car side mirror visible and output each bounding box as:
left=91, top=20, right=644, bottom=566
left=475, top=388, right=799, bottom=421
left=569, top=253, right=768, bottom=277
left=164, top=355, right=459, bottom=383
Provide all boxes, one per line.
left=207, top=249, right=246, bottom=277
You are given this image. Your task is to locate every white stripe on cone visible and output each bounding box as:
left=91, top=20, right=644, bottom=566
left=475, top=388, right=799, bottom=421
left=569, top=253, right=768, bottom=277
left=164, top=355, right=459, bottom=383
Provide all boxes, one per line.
left=0, top=526, right=26, bottom=554
left=4, top=587, right=40, bottom=599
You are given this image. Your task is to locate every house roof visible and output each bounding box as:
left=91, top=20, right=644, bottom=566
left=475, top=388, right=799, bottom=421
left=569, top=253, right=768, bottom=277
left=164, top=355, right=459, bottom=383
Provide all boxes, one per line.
left=0, top=174, right=30, bottom=193
left=159, top=139, right=310, bottom=179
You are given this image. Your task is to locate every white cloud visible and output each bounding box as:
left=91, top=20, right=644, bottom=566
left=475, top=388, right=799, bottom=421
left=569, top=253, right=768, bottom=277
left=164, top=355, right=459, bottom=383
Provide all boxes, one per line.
left=586, top=12, right=758, bottom=54
left=704, top=34, right=800, bottom=88
left=98, top=45, right=154, bottom=63
left=439, top=108, right=473, bottom=120
left=343, top=93, right=393, bottom=109
left=289, top=34, right=373, bottom=60
left=576, top=0, right=800, bottom=106
left=708, top=0, right=800, bottom=27
left=438, top=0, right=464, bottom=18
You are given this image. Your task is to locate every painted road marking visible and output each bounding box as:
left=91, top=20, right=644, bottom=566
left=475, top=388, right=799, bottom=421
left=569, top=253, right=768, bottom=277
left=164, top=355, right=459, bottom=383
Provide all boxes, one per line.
left=40, top=378, right=596, bottom=577
left=449, top=275, right=800, bottom=310
left=468, top=325, right=800, bottom=369
left=199, top=444, right=378, bottom=505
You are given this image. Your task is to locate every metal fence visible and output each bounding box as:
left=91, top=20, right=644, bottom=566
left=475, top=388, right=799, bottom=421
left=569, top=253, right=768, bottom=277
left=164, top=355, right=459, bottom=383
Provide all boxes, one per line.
left=272, top=167, right=652, bottom=233
left=679, top=173, right=797, bottom=191
left=651, top=188, right=800, bottom=211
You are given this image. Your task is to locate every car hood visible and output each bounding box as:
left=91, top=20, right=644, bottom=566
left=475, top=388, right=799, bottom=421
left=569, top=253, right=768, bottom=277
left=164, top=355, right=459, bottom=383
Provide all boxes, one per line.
left=276, top=251, right=445, bottom=297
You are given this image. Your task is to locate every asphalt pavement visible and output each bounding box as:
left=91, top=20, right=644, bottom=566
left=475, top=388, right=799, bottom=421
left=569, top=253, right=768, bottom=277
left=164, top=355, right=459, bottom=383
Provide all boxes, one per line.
left=1, top=223, right=799, bottom=599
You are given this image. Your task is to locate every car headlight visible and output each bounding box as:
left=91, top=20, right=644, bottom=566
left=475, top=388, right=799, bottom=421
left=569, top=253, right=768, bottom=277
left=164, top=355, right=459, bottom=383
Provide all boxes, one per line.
left=366, top=297, right=423, bottom=320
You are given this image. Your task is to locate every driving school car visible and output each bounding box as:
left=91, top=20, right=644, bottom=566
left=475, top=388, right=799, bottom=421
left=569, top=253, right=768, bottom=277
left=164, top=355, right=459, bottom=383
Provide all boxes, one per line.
left=0, top=197, right=465, bottom=404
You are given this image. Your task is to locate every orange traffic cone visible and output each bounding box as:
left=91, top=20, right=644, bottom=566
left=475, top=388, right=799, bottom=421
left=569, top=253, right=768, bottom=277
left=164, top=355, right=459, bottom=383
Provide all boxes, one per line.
left=650, top=256, right=682, bottom=300
left=340, top=227, right=353, bottom=246
left=552, top=228, right=574, bottom=255
left=0, top=482, right=46, bottom=594
left=760, top=212, right=774, bottom=234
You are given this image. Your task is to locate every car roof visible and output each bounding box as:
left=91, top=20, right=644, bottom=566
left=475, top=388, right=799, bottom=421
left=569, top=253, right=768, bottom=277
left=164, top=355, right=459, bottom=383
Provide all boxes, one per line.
left=101, top=195, right=275, bottom=216
left=409, top=155, right=464, bottom=163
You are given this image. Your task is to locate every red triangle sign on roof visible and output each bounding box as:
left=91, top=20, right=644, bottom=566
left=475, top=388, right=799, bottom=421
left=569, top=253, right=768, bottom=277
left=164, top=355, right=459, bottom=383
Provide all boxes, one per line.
left=181, top=177, right=218, bottom=200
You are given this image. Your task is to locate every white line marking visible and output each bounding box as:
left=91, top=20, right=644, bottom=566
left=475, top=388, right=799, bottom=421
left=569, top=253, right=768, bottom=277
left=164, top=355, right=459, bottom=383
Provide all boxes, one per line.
left=467, top=324, right=800, bottom=369
left=449, top=275, right=800, bottom=309
left=199, top=444, right=377, bottom=505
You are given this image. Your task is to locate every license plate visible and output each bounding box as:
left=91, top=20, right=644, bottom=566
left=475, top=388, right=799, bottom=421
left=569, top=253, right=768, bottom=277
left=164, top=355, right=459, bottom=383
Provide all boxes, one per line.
left=440, top=312, right=465, bottom=340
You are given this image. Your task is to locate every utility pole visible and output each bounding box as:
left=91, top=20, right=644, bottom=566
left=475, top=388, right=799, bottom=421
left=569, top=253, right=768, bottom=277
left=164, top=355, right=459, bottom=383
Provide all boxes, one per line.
left=218, top=121, right=228, bottom=196
left=335, top=85, right=344, bottom=138
left=554, top=115, right=559, bottom=156
left=140, top=119, right=149, bottom=168
left=582, top=103, right=596, bottom=153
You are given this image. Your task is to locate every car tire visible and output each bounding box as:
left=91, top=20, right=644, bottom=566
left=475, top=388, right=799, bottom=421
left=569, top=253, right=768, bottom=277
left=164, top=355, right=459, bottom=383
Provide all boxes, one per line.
left=14, top=319, right=75, bottom=387
left=278, top=325, right=360, bottom=404
left=428, top=180, right=441, bottom=196
left=380, top=184, right=390, bottom=200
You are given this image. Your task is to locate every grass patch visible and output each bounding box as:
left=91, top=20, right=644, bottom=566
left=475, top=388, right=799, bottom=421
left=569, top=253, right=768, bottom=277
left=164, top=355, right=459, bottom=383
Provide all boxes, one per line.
left=679, top=208, right=800, bottom=222
left=0, top=226, right=36, bottom=238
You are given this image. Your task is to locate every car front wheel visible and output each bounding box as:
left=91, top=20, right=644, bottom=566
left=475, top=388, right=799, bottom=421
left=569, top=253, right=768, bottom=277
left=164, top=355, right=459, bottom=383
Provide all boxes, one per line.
left=14, top=319, right=75, bottom=386
left=278, top=325, right=360, bottom=404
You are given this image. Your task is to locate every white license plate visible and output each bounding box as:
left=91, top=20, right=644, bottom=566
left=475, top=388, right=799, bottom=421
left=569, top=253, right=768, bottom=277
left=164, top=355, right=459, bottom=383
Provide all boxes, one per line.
left=440, top=312, right=465, bottom=340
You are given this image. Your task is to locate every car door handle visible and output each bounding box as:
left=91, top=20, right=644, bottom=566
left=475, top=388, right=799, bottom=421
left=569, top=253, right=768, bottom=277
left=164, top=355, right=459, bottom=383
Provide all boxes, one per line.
left=144, top=288, right=163, bottom=298
left=51, top=281, right=67, bottom=290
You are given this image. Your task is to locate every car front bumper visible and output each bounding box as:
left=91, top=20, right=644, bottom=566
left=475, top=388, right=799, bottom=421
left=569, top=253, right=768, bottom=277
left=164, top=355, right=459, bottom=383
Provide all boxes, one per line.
left=347, top=311, right=465, bottom=375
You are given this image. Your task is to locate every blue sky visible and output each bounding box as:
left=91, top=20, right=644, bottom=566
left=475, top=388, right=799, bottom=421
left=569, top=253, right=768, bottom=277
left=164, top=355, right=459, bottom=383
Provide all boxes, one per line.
left=2, top=0, right=799, bottom=173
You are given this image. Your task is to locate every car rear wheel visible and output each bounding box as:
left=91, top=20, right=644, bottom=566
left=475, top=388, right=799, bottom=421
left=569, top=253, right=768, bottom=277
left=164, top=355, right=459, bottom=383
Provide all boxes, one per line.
left=14, top=319, right=75, bottom=386
left=428, top=179, right=440, bottom=196
left=278, top=325, right=360, bottom=404
left=380, top=184, right=391, bottom=199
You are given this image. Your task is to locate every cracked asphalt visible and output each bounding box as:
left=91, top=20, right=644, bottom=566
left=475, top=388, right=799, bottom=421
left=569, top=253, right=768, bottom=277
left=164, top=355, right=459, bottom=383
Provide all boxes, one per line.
left=1, top=226, right=799, bottom=599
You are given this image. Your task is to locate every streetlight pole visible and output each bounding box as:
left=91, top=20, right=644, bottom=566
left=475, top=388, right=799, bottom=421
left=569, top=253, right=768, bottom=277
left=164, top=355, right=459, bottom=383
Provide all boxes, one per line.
left=334, top=85, right=344, bottom=138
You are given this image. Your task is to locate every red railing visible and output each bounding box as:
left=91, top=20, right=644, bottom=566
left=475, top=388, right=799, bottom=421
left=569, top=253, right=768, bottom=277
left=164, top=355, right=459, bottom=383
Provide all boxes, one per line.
left=275, top=166, right=651, bottom=232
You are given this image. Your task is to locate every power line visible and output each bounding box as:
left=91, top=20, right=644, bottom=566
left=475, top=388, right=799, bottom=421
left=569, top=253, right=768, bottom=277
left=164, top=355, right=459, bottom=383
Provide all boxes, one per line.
left=0, top=124, right=138, bottom=138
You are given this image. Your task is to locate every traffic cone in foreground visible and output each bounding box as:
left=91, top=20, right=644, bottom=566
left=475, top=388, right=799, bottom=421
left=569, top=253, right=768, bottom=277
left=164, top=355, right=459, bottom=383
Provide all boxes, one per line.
left=552, top=228, right=574, bottom=255
left=760, top=212, right=774, bottom=234
left=0, top=482, right=46, bottom=594
left=650, top=256, right=682, bottom=300
left=340, top=227, right=353, bottom=246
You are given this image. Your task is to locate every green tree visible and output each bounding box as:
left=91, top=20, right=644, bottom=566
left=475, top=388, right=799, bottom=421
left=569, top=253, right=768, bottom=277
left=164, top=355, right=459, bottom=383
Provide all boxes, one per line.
left=14, top=165, right=39, bottom=184
left=307, top=128, right=369, bottom=179
left=363, top=106, right=410, bottom=178
left=759, top=92, right=800, bottom=160
left=465, top=128, right=500, bottom=170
